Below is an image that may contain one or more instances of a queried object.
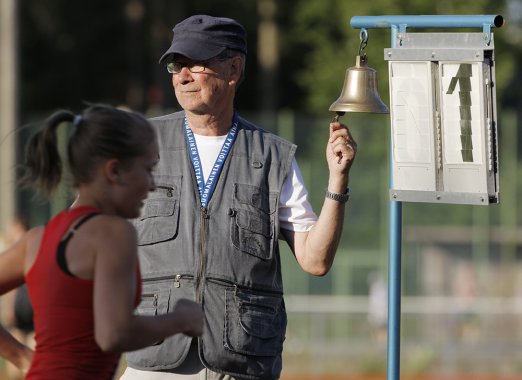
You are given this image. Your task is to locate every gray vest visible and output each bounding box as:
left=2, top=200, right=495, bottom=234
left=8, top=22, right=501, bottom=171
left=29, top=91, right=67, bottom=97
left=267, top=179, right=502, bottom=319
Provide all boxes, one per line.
left=126, top=111, right=296, bottom=380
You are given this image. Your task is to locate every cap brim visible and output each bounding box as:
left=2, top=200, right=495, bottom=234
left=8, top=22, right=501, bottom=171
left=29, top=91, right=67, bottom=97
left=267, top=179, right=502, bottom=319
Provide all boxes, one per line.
left=158, top=41, right=226, bottom=65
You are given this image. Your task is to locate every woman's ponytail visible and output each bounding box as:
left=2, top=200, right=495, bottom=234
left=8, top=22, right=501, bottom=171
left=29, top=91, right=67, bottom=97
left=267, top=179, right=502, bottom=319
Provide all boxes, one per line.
left=19, top=110, right=74, bottom=198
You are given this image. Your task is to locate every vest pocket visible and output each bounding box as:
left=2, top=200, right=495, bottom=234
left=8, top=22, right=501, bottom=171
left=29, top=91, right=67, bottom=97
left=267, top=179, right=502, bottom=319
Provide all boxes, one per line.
left=135, top=285, right=171, bottom=346
left=231, top=183, right=278, bottom=260
left=230, top=209, right=273, bottom=260
left=126, top=276, right=195, bottom=370
left=135, top=285, right=171, bottom=317
left=224, top=287, right=286, bottom=356
left=134, top=176, right=182, bottom=245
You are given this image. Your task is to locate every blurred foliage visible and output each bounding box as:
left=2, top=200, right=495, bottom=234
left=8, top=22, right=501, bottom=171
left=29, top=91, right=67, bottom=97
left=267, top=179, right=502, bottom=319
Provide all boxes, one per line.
left=289, top=0, right=514, bottom=113
left=18, top=0, right=260, bottom=115
left=286, top=0, right=522, bottom=233
left=16, top=0, right=522, bottom=241
left=9, top=3, right=522, bottom=375
left=18, top=1, right=519, bottom=120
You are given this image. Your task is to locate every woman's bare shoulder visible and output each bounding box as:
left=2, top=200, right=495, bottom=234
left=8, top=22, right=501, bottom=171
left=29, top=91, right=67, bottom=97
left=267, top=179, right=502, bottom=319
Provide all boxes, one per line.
left=83, top=215, right=137, bottom=247
left=88, top=214, right=134, bottom=233
left=24, top=226, right=45, bottom=251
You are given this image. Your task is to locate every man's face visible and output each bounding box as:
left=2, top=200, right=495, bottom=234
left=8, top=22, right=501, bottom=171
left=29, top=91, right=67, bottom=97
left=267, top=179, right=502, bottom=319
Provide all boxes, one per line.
left=170, top=55, right=239, bottom=115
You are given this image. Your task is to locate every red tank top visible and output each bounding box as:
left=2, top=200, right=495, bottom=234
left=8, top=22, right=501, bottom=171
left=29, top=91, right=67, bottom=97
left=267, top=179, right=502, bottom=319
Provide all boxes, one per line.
left=25, top=206, right=142, bottom=380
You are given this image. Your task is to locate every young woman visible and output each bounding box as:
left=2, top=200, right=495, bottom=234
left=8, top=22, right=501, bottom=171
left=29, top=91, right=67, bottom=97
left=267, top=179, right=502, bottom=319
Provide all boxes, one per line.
left=0, top=105, right=203, bottom=379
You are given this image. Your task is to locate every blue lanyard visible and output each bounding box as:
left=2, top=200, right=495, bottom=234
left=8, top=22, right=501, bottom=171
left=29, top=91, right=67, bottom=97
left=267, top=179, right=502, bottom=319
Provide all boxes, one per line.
left=184, top=113, right=239, bottom=208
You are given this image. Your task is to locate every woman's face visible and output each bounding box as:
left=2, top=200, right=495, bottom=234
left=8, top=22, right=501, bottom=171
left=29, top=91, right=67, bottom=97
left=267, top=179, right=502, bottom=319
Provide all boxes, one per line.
left=115, top=141, right=159, bottom=219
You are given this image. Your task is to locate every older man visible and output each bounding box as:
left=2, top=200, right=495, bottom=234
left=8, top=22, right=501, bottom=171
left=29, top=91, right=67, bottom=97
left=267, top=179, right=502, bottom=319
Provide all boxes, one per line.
left=122, top=14, right=356, bottom=380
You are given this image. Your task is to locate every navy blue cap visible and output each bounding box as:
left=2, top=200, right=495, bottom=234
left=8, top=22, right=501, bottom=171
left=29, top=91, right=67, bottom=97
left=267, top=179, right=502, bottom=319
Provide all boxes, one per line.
left=159, top=15, right=247, bottom=64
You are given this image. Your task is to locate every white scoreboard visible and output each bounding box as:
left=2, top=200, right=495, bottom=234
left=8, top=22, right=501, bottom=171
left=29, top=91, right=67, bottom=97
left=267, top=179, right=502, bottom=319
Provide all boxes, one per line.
left=385, top=33, right=499, bottom=205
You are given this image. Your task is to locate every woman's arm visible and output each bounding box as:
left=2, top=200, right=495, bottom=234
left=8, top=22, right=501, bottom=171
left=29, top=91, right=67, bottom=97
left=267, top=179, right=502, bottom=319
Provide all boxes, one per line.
left=0, top=327, right=33, bottom=372
left=0, top=229, right=39, bottom=370
left=92, top=217, right=203, bottom=352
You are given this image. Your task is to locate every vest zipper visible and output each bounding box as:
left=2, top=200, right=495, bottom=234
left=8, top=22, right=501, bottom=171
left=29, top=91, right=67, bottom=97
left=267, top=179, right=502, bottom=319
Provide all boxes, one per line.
left=206, top=277, right=284, bottom=296
left=196, top=207, right=210, bottom=302
left=174, top=274, right=181, bottom=288
left=141, top=274, right=193, bottom=288
left=141, top=293, right=158, bottom=307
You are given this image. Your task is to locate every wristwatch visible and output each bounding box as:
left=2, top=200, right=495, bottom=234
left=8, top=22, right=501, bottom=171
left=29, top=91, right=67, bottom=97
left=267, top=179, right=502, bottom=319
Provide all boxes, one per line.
left=325, top=188, right=351, bottom=203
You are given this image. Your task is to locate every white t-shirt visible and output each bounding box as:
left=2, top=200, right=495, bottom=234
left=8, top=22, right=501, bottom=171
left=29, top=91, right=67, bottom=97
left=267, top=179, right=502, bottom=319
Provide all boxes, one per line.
left=193, top=133, right=317, bottom=232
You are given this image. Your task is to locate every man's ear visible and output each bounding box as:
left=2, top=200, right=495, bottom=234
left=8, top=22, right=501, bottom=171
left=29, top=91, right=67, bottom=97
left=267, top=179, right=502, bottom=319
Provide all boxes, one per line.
left=228, top=56, right=243, bottom=85
left=103, top=159, right=124, bottom=185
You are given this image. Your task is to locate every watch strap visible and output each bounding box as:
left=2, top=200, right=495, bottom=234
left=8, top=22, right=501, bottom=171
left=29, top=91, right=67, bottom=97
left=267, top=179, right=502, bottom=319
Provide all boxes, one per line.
left=325, top=188, right=350, bottom=203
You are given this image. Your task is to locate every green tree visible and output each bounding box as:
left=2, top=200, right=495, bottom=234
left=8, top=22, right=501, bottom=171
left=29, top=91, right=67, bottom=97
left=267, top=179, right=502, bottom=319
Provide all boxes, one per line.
left=289, top=0, right=510, bottom=114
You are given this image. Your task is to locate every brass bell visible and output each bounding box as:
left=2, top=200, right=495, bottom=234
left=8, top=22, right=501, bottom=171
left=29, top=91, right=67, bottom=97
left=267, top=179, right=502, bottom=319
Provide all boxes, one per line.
left=329, top=55, right=389, bottom=115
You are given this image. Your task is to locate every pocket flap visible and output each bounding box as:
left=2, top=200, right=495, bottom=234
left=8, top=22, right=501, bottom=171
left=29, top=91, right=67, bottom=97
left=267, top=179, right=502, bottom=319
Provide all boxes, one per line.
left=134, top=176, right=182, bottom=245
left=234, top=184, right=278, bottom=214
left=140, top=199, right=177, bottom=220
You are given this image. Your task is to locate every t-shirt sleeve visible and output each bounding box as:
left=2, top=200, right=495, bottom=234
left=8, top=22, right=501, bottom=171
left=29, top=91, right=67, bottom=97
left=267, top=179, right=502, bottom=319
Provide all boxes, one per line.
left=278, top=159, right=318, bottom=232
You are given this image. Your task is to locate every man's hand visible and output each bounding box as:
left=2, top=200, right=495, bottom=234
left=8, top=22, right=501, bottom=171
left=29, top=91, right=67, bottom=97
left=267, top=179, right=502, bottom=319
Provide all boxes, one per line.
left=327, top=121, right=357, bottom=176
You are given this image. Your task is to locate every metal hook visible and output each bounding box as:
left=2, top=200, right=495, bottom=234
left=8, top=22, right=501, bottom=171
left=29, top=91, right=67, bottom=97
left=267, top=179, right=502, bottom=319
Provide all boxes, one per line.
left=358, top=28, right=369, bottom=57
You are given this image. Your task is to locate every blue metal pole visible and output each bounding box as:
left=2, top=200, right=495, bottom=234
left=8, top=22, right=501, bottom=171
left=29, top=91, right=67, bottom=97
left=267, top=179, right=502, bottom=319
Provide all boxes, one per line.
left=348, top=14, right=503, bottom=380
left=387, top=200, right=402, bottom=380
left=351, top=15, right=503, bottom=30
left=387, top=24, right=402, bottom=380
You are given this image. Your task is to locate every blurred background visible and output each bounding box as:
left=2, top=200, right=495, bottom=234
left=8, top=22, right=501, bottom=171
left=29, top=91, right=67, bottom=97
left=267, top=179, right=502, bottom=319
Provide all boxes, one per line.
left=1, top=0, right=522, bottom=379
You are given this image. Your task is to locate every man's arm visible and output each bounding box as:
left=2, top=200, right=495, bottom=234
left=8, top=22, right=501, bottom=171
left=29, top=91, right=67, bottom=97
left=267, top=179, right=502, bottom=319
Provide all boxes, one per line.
left=281, top=120, right=356, bottom=276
